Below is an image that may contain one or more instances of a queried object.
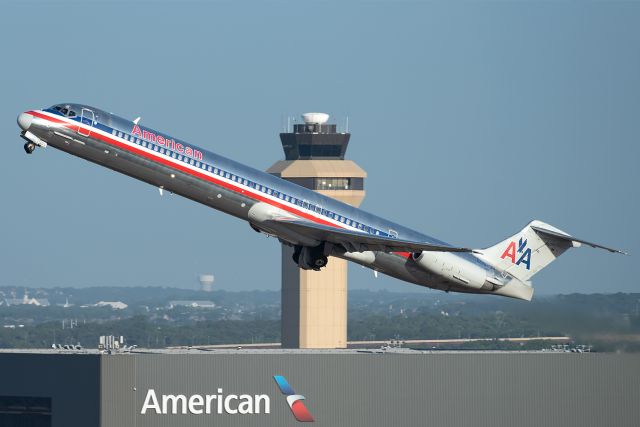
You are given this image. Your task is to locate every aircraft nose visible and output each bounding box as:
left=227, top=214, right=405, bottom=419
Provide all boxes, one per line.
left=17, top=112, right=33, bottom=131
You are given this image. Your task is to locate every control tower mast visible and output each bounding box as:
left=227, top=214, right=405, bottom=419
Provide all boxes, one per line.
left=267, top=113, right=366, bottom=349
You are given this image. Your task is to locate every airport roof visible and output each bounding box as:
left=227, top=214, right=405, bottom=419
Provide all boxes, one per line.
left=0, top=347, right=579, bottom=356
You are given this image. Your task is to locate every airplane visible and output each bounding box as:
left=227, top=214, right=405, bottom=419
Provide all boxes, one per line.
left=16, top=104, right=626, bottom=301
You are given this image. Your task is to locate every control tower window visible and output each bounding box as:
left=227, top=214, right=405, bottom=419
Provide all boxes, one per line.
left=298, top=144, right=342, bottom=158
left=314, top=178, right=364, bottom=191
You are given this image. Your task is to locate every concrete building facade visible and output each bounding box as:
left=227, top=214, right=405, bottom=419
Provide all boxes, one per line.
left=0, top=349, right=638, bottom=427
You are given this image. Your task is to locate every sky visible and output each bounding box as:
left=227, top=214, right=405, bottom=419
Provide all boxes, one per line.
left=0, top=1, right=638, bottom=295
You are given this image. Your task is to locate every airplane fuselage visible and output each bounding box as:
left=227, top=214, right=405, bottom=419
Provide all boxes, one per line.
left=16, top=104, right=533, bottom=299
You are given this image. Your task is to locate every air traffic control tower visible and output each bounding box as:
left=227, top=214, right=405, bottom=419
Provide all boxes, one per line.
left=267, top=113, right=366, bottom=349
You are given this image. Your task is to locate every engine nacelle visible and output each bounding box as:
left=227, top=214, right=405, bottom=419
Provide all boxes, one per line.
left=411, top=251, right=490, bottom=290
left=293, top=245, right=329, bottom=271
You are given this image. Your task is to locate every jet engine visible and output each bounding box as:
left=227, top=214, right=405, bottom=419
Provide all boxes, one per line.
left=293, top=244, right=328, bottom=271
left=411, top=251, right=495, bottom=290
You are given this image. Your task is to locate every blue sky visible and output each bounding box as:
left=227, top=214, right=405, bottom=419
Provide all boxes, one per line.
left=0, top=1, right=638, bottom=294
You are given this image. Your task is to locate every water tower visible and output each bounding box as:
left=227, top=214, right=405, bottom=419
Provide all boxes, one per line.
left=198, top=274, right=215, bottom=292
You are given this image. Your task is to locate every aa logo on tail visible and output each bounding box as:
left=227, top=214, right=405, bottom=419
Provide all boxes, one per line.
left=500, top=237, right=531, bottom=270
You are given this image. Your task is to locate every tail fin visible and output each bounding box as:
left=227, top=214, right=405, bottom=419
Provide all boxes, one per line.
left=478, top=220, right=625, bottom=282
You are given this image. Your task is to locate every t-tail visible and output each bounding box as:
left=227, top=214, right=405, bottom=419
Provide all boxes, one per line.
left=475, top=220, right=626, bottom=300
left=474, top=220, right=626, bottom=301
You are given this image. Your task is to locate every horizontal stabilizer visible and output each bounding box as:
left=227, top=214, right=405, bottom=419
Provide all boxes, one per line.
left=478, top=220, right=626, bottom=282
left=530, top=226, right=627, bottom=255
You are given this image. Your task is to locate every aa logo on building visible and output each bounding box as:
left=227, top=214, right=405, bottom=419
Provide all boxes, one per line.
left=273, top=375, right=314, bottom=422
left=500, top=237, right=532, bottom=270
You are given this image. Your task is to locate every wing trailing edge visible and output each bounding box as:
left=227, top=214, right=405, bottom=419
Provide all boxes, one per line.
left=264, top=218, right=472, bottom=254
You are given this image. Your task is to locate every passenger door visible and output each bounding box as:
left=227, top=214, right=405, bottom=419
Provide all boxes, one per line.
left=78, top=108, right=94, bottom=137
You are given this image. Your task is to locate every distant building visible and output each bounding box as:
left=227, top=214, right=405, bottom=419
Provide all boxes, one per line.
left=93, top=301, right=128, bottom=310
left=3, top=294, right=50, bottom=307
left=168, top=300, right=216, bottom=309
left=56, top=297, right=74, bottom=308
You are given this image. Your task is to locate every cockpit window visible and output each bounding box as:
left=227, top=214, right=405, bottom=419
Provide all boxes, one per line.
left=53, top=105, right=78, bottom=118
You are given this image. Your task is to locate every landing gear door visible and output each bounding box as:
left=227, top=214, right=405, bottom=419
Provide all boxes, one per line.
left=78, top=108, right=94, bottom=137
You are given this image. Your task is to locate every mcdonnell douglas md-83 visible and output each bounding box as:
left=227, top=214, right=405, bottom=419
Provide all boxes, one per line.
left=16, top=104, right=626, bottom=301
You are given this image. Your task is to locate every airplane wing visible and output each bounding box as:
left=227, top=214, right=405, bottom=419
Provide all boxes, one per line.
left=263, top=218, right=472, bottom=253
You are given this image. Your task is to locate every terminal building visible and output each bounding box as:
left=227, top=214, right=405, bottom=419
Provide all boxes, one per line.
left=0, top=348, right=638, bottom=427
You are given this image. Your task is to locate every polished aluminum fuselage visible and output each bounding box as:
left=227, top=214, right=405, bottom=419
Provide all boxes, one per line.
left=20, top=104, right=502, bottom=295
